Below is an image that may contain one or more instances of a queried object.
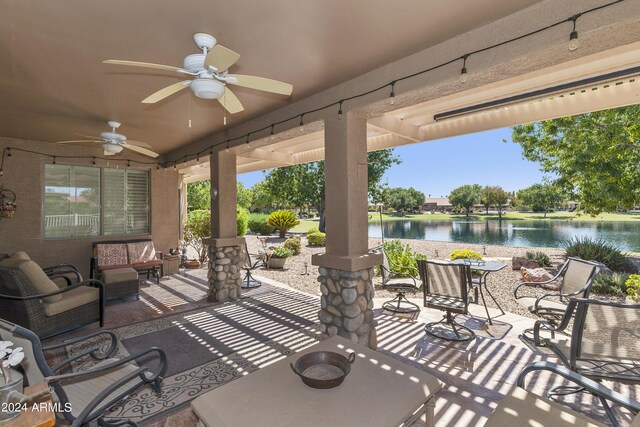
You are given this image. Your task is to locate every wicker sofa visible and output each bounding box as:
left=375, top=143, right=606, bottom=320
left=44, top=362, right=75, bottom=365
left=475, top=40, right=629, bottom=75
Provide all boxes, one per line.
left=0, top=257, right=104, bottom=339
left=90, top=239, right=164, bottom=284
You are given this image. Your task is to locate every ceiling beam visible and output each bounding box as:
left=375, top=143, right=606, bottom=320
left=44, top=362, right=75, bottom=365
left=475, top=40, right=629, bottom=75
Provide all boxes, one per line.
left=368, top=116, right=421, bottom=142
left=238, top=148, right=294, bottom=166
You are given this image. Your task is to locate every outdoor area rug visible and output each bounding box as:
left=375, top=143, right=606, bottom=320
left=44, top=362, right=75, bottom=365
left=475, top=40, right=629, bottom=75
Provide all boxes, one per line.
left=63, top=285, right=322, bottom=425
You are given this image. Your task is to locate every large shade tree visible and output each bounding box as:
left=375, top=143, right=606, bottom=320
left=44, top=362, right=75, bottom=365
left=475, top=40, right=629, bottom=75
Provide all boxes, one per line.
left=187, top=181, right=252, bottom=210
left=517, top=183, right=565, bottom=217
left=449, top=184, right=483, bottom=217
left=383, top=187, right=425, bottom=213
left=482, top=185, right=510, bottom=218
left=264, top=149, right=400, bottom=231
left=511, top=105, right=640, bottom=215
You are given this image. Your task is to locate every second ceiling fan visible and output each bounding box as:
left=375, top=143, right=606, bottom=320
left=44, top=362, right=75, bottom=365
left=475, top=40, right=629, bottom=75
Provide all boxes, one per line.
left=104, top=33, right=293, bottom=114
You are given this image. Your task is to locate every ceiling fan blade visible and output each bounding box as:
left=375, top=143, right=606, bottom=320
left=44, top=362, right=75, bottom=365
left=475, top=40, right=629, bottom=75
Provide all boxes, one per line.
left=205, top=45, right=240, bottom=72
left=103, top=60, right=183, bottom=73
left=227, top=74, right=293, bottom=96
left=122, top=144, right=159, bottom=158
left=57, top=140, right=100, bottom=144
left=74, top=133, right=102, bottom=139
left=218, top=87, right=244, bottom=114
left=104, top=151, right=116, bottom=156
left=142, top=81, right=191, bottom=104
left=123, top=139, right=152, bottom=149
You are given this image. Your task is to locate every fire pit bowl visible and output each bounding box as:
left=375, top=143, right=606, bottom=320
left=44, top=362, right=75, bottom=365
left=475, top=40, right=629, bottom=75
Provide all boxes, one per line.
left=290, top=351, right=356, bottom=389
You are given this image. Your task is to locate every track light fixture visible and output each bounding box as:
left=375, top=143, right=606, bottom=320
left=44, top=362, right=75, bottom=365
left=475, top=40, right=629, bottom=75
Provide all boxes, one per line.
left=6, top=149, right=11, bottom=158
left=52, top=156, right=56, bottom=165
left=246, top=133, right=250, bottom=144
left=338, top=101, right=344, bottom=119
left=299, top=114, right=305, bottom=132
left=226, top=140, right=230, bottom=152
left=92, top=157, right=96, bottom=165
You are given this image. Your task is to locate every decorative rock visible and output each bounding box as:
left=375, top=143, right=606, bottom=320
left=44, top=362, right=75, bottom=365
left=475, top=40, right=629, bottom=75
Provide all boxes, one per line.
left=512, top=256, right=527, bottom=270
left=208, top=244, right=243, bottom=303
left=360, top=269, right=370, bottom=281
left=357, top=280, right=365, bottom=294
left=216, top=251, right=225, bottom=259
left=214, top=265, right=224, bottom=272
left=216, top=272, right=227, bottom=281
left=320, top=284, right=329, bottom=296
left=327, top=305, right=342, bottom=317
left=318, top=309, right=333, bottom=324
left=356, top=295, right=367, bottom=311
left=340, top=278, right=358, bottom=289
left=522, top=259, right=541, bottom=269
left=342, top=288, right=357, bottom=304
left=341, top=302, right=362, bottom=318
left=344, top=313, right=364, bottom=332
left=332, top=295, right=342, bottom=306
left=326, top=278, right=337, bottom=293
left=520, top=267, right=554, bottom=283
left=327, top=325, right=338, bottom=337
left=216, top=258, right=231, bottom=265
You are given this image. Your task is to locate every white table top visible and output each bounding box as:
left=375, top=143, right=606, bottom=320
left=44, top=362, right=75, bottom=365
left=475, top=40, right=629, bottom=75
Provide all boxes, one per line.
left=191, top=336, right=443, bottom=427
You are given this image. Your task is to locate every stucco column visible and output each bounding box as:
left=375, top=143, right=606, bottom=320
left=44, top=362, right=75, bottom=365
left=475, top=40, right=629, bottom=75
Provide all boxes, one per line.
left=312, top=113, right=382, bottom=348
left=203, top=150, right=245, bottom=302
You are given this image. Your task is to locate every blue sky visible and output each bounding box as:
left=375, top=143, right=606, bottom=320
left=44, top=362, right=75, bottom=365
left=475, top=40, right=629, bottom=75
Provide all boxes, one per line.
left=237, top=127, right=546, bottom=197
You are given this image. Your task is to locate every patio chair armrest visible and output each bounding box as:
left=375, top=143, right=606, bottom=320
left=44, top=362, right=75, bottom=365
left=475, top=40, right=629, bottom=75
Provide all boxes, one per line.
left=44, top=265, right=83, bottom=286
left=45, top=331, right=118, bottom=373
left=514, top=281, right=538, bottom=298
left=517, top=361, right=640, bottom=414
left=0, top=279, right=105, bottom=301
left=46, top=347, right=167, bottom=383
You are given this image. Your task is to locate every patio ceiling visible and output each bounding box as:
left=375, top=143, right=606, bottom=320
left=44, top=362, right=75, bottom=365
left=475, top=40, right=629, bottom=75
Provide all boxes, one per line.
left=0, top=0, right=539, bottom=154
left=180, top=41, right=640, bottom=183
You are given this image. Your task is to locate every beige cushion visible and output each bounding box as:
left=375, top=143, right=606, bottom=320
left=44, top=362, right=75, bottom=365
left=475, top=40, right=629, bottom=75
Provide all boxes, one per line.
left=516, top=296, right=567, bottom=314
left=11, top=251, right=31, bottom=261
left=486, top=387, right=607, bottom=427
left=126, top=241, right=157, bottom=264
left=101, top=267, right=138, bottom=283
left=43, top=286, right=99, bottom=316
left=0, top=258, right=62, bottom=303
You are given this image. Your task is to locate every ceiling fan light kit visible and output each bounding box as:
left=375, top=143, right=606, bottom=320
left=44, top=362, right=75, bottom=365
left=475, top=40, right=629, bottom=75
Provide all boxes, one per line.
left=190, top=78, right=225, bottom=99
left=102, top=143, right=124, bottom=154
left=103, top=32, right=293, bottom=115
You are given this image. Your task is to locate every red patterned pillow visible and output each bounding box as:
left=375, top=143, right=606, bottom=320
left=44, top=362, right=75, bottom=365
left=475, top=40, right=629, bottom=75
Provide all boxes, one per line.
left=96, top=244, right=128, bottom=267
left=127, top=241, right=156, bottom=264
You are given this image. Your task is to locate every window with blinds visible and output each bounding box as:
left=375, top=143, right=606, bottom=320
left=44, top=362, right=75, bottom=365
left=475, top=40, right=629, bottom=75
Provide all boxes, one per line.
left=44, top=164, right=149, bottom=238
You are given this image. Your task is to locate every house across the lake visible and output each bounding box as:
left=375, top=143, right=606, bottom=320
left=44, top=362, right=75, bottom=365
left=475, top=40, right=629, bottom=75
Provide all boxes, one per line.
left=422, top=198, right=452, bottom=212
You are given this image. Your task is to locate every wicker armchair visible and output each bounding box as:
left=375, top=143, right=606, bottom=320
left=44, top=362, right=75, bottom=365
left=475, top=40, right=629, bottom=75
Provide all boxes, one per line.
left=0, top=263, right=104, bottom=339
left=0, top=318, right=166, bottom=427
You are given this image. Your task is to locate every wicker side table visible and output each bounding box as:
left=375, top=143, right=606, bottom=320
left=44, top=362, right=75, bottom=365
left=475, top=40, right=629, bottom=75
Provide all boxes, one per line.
left=101, top=267, right=139, bottom=300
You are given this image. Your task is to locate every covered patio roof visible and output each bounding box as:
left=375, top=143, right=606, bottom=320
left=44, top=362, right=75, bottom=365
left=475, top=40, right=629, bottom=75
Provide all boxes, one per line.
left=179, top=41, right=640, bottom=182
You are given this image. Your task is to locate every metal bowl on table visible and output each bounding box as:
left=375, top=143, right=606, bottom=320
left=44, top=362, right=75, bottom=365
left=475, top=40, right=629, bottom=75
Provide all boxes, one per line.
left=290, top=350, right=356, bottom=389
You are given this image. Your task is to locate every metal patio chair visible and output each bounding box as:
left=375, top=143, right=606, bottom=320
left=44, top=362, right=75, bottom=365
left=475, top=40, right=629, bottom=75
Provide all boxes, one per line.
left=487, top=361, right=640, bottom=427
left=241, top=241, right=266, bottom=289
left=374, top=246, right=423, bottom=314
left=515, top=257, right=599, bottom=331
left=417, top=260, right=474, bottom=341
left=0, top=318, right=166, bottom=427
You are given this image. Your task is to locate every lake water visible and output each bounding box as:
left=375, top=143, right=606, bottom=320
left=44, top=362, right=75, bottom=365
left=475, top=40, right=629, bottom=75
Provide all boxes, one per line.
left=368, top=218, right=640, bottom=252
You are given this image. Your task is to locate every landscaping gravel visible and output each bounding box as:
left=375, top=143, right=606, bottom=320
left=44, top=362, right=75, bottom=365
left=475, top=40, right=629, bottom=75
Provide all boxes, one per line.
left=245, top=234, right=578, bottom=319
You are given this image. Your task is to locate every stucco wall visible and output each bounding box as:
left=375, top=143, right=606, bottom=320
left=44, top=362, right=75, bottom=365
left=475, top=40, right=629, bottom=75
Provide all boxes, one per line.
left=0, top=137, right=180, bottom=278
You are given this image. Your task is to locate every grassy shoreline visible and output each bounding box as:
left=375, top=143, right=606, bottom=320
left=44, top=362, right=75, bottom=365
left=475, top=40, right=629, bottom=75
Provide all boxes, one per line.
left=367, top=211, right=640, bottom=222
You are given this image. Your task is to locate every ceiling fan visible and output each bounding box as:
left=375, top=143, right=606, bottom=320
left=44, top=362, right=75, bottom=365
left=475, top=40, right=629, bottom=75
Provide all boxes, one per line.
left=57, top=121, right=159, bottom=158
left=103, top=33, right=293, bottom=114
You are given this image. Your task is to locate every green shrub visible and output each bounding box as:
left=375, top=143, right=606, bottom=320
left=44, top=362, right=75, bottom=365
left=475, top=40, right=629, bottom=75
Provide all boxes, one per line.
left=184, top=209, right=211, bottom=263
left=449, top=249, right=483, bottom=261
left=267, top=210, right=300, bottom=238
left=525, top=250, right=551, bottom=267
left=284, top=236, right=301, bottom=255
left=237, top=207, right=249, bottom=237
left=592, top=273, right=629, bottom=296
left=626, top=274, right=640, bottom=302
left=307, top=232, right=326, bottom=247
left=382, top=239, right=426, bottom=276
left=248, top=213, right=275, bottom=235
left=270, top=247, right=294, bottom=258
left=307, top=227, right=319, bottom=236
left=564, top=236, right=632, bottom=272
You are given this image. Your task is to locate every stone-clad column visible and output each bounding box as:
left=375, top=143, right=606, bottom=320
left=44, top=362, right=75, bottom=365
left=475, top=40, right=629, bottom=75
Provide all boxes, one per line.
left=312, top=113, right=382, bottom=348
left=204, top=150, right=244, bottom=303
left=206, top=241, right=244, bottom=302
left=318, top=266, right=377, bottom=349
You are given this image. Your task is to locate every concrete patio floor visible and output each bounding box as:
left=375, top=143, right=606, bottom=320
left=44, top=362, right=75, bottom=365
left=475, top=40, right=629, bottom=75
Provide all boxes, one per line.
left=57, top=269, right=638, bottom=426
